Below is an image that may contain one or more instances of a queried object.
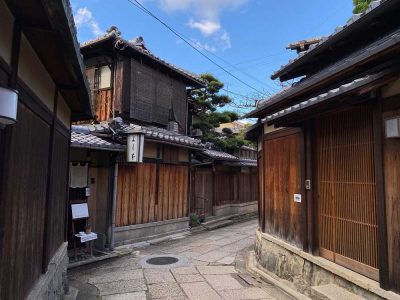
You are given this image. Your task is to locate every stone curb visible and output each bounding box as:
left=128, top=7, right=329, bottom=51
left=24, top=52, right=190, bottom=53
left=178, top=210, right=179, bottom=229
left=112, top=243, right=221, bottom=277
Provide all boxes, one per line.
left=246, top=250, right=310, bottom=300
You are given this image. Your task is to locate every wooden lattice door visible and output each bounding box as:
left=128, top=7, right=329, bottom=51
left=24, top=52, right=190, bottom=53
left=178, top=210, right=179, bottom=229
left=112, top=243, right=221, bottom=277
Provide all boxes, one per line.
left=316, top=105, right=379, bottom=280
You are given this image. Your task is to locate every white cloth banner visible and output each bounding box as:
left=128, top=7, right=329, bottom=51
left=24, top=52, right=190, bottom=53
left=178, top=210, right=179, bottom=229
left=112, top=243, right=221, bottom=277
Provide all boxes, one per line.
left=69, top=163, right=88, bottom=188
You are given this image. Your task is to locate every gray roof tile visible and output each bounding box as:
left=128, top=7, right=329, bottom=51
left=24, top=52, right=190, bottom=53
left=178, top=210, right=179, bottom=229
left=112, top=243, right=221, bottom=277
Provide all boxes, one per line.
left=71, top=131, right=125, bottom=151
left=263, top=70, right=391, bottom=123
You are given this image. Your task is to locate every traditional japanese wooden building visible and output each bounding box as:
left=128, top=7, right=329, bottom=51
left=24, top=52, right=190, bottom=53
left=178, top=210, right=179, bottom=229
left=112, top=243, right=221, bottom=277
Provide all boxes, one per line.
left=0, top=0, right=92, bottom=299
left=74, top=28, right=206, bottom=246
left=246, top=0, right=400, bottom=298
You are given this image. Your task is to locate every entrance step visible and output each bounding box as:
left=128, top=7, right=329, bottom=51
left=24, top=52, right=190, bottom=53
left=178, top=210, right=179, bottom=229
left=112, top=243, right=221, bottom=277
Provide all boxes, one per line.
left=202, top=219, right=234, bottom=230
left=311, top=284, right=364, bottom=300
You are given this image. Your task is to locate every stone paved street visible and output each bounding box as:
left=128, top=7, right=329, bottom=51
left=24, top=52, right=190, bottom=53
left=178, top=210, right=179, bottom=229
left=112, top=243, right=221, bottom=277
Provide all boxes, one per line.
left=68, top=220, right=293, bottom=300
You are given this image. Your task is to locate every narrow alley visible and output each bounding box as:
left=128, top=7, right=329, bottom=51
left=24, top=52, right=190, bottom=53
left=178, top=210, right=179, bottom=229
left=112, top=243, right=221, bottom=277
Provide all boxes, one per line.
left=68, top=220, right=292, bottom=300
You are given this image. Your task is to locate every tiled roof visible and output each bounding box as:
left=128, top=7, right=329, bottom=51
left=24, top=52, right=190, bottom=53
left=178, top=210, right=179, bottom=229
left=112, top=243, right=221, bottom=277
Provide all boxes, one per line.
left=271, top=0, right=387, bottom=80
left=245, top=27, right=400, bottom=118
left=263, top=70, right=392, bottom=124
left=71, top=131, right=125, bottom=151
left=73, top=122, right=203, bottom=149
left=81, top=30, right=204, bottom=87
left=224, top=159, right=257, bottom=167
left=121, top=124, right=203, bottom=148
left=202, top=149, right=238, bottom=161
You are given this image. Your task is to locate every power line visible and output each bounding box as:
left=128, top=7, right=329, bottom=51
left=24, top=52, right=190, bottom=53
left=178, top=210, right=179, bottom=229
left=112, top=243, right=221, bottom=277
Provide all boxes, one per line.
left=126, top=0, right=270, bottom=98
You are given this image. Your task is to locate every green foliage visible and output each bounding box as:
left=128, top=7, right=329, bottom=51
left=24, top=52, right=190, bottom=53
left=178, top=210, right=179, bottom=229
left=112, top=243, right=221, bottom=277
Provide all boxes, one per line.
left=189, top=213, right=201, bottom=227
left=352, top=0, right=372, bottom=13
left=190, top=73, right=246, bottom=152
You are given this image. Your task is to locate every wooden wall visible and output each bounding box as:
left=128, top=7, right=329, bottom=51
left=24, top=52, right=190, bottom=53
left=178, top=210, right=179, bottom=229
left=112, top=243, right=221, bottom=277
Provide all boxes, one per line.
left=383, top=107, right=400, bottom=292
left=191, top=168, right=214, bottom=216
left=115, top=163, right=188, bottom=226
left=262, top=129, right=305, bottom=248
left=0, top=92, right=70, bottom=299
left=215, top=168, right=258, bottom=207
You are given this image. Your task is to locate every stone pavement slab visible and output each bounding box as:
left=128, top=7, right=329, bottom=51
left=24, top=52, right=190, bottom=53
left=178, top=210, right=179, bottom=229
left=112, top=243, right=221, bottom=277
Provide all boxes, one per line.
left=170, top=266, right=199, bottom=275
left=88, top=269, right=143, bottom=284
left=180, top=282, right=222, bottom=300
left=204, top=274, right=243, bottom=291
left=102, top=291, right=147, bottom=300
left=144, top=269, right=175, bottom=284
left=148, top=282, right=184, bottom=299
left=96, top=279, right=147, bottom=296
left=219, top=287, right=273, bottom=300
left=174, top=274, right=204, bottom=283
left=197, top=265, right=237, bottom=275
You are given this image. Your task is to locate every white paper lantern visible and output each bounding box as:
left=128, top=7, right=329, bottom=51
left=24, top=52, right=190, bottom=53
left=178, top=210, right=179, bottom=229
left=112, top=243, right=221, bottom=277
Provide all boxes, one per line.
left=0, top=87, right=18, bottom=125
left=126, top=126, right=144, bottom=163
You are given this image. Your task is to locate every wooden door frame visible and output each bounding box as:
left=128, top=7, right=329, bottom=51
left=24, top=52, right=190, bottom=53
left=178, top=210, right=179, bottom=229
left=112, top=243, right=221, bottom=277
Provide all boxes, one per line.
left=373, top=95, right=390, bottom=290
left=263, top=127, right=307, bottom=250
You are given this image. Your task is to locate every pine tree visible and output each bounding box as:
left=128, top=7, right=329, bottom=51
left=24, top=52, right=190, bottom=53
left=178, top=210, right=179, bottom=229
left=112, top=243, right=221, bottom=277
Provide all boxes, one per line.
left=189, top=73, right=248, bottom=151
left=353, top=0, right=373, bottom=13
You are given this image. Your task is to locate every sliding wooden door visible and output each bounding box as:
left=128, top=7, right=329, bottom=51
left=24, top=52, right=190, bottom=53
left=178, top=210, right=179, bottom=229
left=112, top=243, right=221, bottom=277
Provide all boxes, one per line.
left=316, top=105, right=379, bottom=280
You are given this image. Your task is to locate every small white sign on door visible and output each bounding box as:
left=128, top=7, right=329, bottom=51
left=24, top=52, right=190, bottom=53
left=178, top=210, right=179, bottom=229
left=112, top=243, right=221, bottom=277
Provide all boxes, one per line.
left=71, top=203, right=89, bottom=219
left=294, top=194, right=302, bottom=203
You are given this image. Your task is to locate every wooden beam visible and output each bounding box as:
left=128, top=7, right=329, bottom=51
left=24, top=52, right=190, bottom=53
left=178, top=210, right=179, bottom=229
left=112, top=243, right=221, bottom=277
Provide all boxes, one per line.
left=373, top=92, right=390, bottom=290
left=9, top=20, right=21, bottom=89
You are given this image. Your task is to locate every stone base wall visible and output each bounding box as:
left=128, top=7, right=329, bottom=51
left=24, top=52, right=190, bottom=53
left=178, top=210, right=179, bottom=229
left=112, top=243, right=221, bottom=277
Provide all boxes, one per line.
left=255, top=230, right=391, bottom=300
left=214, top=201, right=258, bottom=217
left=114, top=217, right=189, bottom=246
left=27, top=242, right=68, bottom=300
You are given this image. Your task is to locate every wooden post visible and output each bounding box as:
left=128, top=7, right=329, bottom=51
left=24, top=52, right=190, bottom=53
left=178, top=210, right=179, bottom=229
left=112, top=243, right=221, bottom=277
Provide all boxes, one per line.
left=305, top=121, right=316, bottom=254
left=373, top=94, right=390, bottom=290
left=42, top=88, right=59, bottom=273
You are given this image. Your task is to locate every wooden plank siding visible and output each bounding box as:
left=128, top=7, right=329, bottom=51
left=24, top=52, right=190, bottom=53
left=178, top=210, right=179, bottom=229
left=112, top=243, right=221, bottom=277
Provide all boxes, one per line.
left=215, top=170, right=258, bottom=206
left=315, top=105, right=379, bottom=280
left=263, top=129, right=304, bottom=248
left=191, top=168, right=214, bottom=216
left=93, top=89, right=112, bottom=122
left=115, top=163, right=188, bottom=226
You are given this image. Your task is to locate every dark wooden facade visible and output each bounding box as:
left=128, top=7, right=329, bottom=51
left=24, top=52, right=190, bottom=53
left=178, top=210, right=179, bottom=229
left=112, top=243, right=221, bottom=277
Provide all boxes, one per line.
left=248, top=2, right=400, bottom=293
left=0, top=0, right=92, bottom=298
left=81, top=31, right=203, bottom=133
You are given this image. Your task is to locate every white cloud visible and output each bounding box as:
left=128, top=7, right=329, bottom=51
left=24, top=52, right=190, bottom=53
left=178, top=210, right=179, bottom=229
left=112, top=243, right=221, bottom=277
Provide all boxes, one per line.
left=188, top=19, right=221, bottom=36
left=158, top=0, right=248, bottom=51
left=74, top=7, right=104, bottom=37
left=217, top=30, right=231, bottom=50
left=191, top=39, right=217, bottom=52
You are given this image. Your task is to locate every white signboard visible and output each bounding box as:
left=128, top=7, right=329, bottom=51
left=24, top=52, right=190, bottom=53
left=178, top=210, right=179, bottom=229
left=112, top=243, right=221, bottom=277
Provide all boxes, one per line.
left=294, top=194, right=302, bottom=203
left=71, top=203, right=89, bottom=219
left=127, top=133, right=144, bottom=163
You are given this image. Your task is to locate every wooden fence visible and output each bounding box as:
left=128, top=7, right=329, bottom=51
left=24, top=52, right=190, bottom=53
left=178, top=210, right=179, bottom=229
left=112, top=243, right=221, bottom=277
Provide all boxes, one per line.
left=115, top=163, right=188, bottom=226
left=215, top=170, right=258, bottom=206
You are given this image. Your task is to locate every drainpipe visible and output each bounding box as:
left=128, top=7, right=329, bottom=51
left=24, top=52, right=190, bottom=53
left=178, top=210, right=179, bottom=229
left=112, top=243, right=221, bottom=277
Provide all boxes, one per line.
left=109, top=161, right=118, bottom=250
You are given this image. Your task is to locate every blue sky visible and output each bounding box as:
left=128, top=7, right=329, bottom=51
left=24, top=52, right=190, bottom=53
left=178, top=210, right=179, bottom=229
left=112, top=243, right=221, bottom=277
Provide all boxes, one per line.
left=71, top=0, right=354, bottom=114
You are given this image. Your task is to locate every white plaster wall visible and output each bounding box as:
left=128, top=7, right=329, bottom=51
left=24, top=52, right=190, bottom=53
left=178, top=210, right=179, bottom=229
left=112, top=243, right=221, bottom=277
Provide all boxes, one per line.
left=57, top=92, right=71, bottom=127
left=18, top=34, right=55, bottom=110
